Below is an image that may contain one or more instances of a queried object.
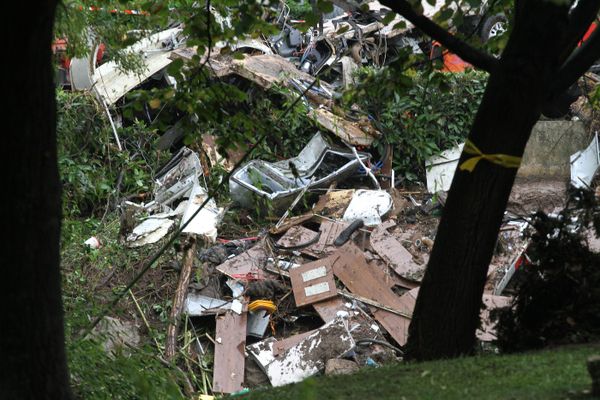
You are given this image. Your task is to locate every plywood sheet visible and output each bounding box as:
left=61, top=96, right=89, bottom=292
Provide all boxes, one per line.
left=370, top=220, right=425, bottom=282
left=289, top=255, right=339, bottom=307
left=216, top=244, right=269, bottom=280
left=332, top=243, right=415, bottom=346
left=313, top=296, right=345, bottom=323
left=213, top=311, right=247, bottom=394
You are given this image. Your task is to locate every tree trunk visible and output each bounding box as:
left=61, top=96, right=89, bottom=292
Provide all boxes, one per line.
left=0, top=2, right=71, bottom=398
left=406, top=1, right=574, bottom=360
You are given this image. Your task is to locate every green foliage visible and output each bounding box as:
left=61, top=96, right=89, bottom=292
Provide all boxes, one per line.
left=55, top=0, right=166, bottom=73
left=284, top=0, right=313, bottom=20
left=345, top=67, right=488, bottom=181
left=57, top=90, right=165, bottom=218
left=69, top=340, right=184, bottom=400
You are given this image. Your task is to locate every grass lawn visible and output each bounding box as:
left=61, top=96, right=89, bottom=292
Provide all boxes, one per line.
left=239, top=343, right=600, bottom=400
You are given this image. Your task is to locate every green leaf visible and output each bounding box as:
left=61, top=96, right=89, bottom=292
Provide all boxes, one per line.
left=167, top=58, right=183, bottom=75
left=382, top=11, right=397, bottom=25
left=393, top=21, right=407, bottom=31
left=317, top=0, right=334, bottom=13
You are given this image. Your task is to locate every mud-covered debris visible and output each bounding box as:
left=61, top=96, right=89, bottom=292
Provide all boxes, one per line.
left=324, top=359, right=359, bottom=376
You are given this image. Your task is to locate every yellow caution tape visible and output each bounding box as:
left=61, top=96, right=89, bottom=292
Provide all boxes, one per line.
left=248, top=299, right=277, bottom=314
left=459, top=139, right=522, bottom=172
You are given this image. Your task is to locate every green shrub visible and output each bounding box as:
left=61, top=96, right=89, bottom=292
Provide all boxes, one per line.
left=345, top=68, right=488, bottom=181
left=57, top=90, right=165, bottom=218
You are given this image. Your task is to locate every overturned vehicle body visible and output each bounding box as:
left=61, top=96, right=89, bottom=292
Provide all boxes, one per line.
left=229, top=132, right=370, bottom=210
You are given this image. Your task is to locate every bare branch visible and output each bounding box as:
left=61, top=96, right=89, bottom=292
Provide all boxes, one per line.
left=551, top=26, right=600, bottom=96
left=379, top=0, right=498, bottom=72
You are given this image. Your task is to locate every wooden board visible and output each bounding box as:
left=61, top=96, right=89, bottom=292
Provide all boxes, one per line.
left=370, top=220, right=425, bottom=282
left=311, top=108, right=377, bottom=146
left=332, top=243, right=415, bottom=346
left=216, top=244, right=269, bottom=280
left=276, top=222, right=350, bottom=258
left=313, top=189, right=355, bottom=219
left=289, top=255, right=339, bottom=307
left=313, top=296, right=345, bottom=323
left=272, top=330, right=317, bottom=357
left=213, top=311, right=248, bottom=394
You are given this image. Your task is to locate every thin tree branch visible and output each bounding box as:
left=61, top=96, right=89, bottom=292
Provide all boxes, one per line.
left=551, top=26, right=600, bottom=96
left=379, top=0, right=498, bottom=72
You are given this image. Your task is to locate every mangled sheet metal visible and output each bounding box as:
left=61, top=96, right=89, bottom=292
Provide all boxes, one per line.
left=570, top=133, right=600, bottom=189
left=126, top=218, right=175, bottom=247
left=184, top=294, right=231, bottom=316
left=126, top=147, right=224, bottom=245
left=425, top=143, right=464, bottom=193
left=71, top=27, right=185, bottom=106
left=230, top=132, right=370, bottom=210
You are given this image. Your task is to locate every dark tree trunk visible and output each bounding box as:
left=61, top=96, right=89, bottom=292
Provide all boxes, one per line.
left=0, top=2, right=71, bottom=398
left=405, top=1, right=577, bottom=360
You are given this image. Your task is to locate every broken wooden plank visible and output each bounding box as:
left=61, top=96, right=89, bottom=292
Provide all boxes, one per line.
left=226, top=54, right=379, bottom=145
left=276, top=220, right=350, bottom=258
left=269, top=213, right=314, bottom=235
left=313, top=189, right=355, bottom=219
left=216, top=243, right=269, bottom=280
left=332, top=243, right=415, bottom=346
left=263, top=317, right=355, bottom=387
left=272, top=330, right=317, bottom=357
left=313, top=297, right=345, bottom=323
left=311, top=108, right=378, bottom=146
left=311, top=220, right=350, bottom=257
left=289, top=255, right=339, bottom=307
left=338, top=290, right=412, bottom=319
left=166, top=235, right=197, bottom=360
left=213, top=310, right=248, bottom=394
left=370, top=220, right=425, bottom=282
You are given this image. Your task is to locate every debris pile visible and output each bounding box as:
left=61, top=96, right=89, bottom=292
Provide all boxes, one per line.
left=63, top=2, right=600, bottom=397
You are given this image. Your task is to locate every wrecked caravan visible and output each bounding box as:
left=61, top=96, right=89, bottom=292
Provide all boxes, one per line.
left=229, top=132, right=370, bottom=210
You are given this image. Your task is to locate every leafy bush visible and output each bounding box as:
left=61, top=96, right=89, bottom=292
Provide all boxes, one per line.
left=495, top=190, right=600, bottom=352
left=284, top=0, right=313, bottom=20
left=57, top=90, right=165, bottom=218
left=345, top=68, right=488, bottom=181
